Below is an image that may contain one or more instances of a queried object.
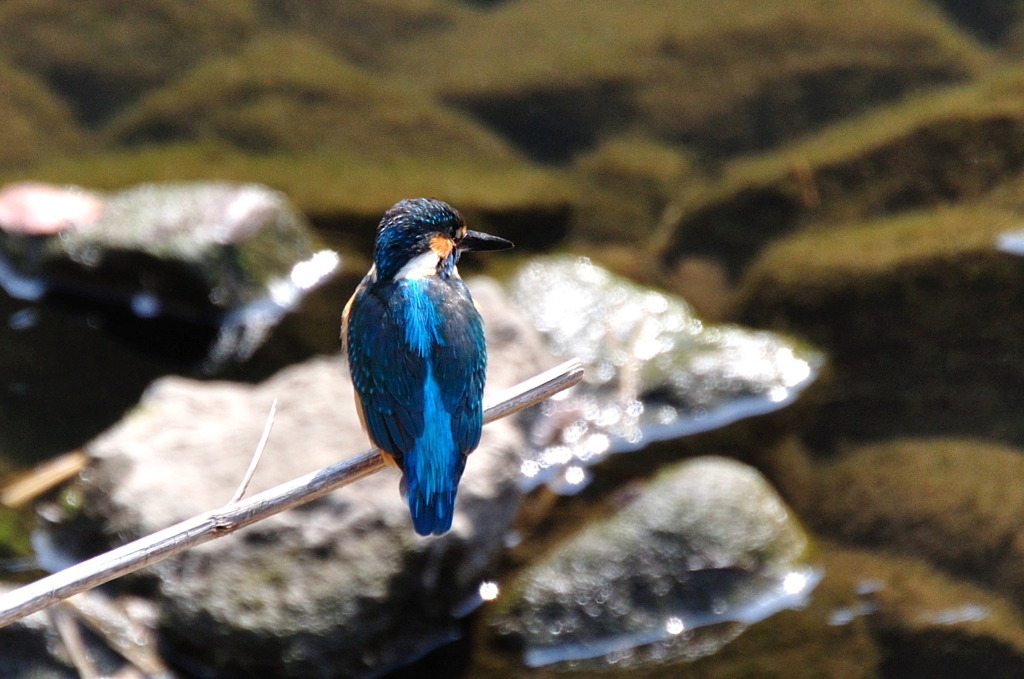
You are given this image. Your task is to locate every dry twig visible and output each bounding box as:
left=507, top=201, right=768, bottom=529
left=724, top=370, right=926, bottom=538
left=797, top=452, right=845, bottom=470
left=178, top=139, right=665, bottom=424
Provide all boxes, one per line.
left=229, top=398, right=277, bottom=504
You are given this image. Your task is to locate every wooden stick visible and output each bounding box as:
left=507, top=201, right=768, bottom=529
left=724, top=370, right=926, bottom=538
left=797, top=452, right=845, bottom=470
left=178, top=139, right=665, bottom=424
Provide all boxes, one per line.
left=0, top=359, right=584, bottom=628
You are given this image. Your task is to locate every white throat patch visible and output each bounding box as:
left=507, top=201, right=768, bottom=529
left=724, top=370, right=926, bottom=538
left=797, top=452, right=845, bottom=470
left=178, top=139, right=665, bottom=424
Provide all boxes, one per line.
left=394, top=250, right=441, bottom=280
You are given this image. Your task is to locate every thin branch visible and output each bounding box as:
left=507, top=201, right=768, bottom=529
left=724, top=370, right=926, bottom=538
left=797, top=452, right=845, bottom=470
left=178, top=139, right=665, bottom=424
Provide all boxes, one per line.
left=0, top=359, right=584, bottom=628
left=229, top=398, right=277, bottom=504
left=49, top=603, right=100, bottom=679
left=65, top=589, right=170, bottom=675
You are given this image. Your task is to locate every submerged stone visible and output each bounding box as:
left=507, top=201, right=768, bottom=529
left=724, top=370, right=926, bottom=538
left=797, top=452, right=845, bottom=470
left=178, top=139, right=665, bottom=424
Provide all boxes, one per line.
left=489, top=456, right=817, bottom=670
left=508, top=256, right=821, bottom=491
left=815, top=543, right=1024, bottom=679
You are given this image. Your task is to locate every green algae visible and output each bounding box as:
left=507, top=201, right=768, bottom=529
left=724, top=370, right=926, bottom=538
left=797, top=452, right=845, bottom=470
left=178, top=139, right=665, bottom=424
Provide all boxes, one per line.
left=0, top=509, right=31, bottom=569
left=0, top=470, right=32, bottom=562
left=0, top=0, right=1001, bottom=239
left=393, top=0, right=986, bottom=94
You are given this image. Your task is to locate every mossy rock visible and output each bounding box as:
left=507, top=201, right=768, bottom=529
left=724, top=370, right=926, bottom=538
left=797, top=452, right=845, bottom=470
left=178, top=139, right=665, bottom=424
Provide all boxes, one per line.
left=735, top=204, right=1024, bottom=446
left=105, top=33, right=527, bottom=161
left=61, top=33, right=574, bottom=236
left=487, top=457, right=812, bottom=673
left=655, top=67, right=1024, bottom=277
left=385, top=0, right=987, bottom=162
left=0, top=59, right=84, bottom=168
left=816, top=439, right=1024, bottom=611
left=0, top=0, right=256, bottom=124
left=253, top=0, right=466, bottom=67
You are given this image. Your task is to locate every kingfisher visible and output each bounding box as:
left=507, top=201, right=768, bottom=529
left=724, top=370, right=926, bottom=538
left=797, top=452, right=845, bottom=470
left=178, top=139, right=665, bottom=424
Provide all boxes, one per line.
left=342, top=198, right=513, bottom=535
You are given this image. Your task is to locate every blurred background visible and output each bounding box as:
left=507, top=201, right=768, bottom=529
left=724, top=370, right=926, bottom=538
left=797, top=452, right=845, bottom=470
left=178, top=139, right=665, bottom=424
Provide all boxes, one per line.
left=1, top=1, right=1024, bottom=678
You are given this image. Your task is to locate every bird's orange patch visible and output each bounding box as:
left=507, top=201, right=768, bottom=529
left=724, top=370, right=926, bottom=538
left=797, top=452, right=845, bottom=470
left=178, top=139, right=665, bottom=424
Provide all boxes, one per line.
left=430, top=235, right=455, bottom=259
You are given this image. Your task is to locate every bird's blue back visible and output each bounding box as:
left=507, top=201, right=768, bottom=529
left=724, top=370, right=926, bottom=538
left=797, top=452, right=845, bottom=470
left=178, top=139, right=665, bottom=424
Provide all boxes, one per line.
left=346, top=273, right=485, bottom=535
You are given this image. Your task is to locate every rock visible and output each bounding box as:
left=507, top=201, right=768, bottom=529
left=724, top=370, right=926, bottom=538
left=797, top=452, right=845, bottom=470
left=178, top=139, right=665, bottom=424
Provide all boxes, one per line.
left=487, top=456, right=817, bottom=670
left=508, top=256, right=822, bottom=491
left=78, top=278, right=557, bottom=679
left=736, top=205, right=1024, bottom=447
left=816, top=438, right=1024, bottom=606
left=0, top=181, right=339, bottom=372
left=0, top=182, right=103, bottom=235
left=0, top=179, right=344, bottom=458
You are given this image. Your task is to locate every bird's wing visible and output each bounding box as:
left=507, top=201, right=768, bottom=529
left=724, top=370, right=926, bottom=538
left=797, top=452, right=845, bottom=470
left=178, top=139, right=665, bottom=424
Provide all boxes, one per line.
left=345, top=277, right=486, bottom=459
left=431, top=279, right=486, bottom=454
left=344, top=282, right=426, bottom=456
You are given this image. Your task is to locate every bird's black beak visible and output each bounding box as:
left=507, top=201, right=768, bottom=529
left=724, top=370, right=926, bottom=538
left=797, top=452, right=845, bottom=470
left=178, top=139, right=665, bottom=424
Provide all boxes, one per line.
left=460, top=229, right=514, bottom=252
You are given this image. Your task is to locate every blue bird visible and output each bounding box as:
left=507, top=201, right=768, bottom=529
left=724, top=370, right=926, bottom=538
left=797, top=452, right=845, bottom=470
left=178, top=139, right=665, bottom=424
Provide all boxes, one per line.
left=342, top=198, right=513, bottom=535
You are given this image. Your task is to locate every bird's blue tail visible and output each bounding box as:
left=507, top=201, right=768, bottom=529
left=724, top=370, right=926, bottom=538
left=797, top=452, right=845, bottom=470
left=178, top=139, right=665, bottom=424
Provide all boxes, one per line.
left=406, top=471, right=459, bottom=535
left=403, top=369, right=467, bottom=536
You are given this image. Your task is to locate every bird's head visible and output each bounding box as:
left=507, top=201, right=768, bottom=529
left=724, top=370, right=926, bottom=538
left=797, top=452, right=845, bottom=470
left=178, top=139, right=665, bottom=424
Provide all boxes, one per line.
left=372, top=198, right=513, bottom=281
